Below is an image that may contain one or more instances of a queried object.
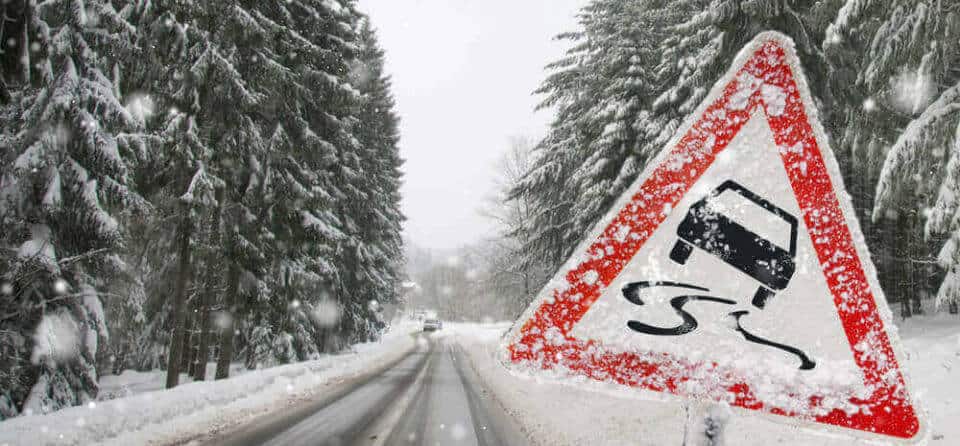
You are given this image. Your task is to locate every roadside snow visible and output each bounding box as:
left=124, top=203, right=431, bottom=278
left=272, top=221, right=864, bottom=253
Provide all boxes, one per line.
left=450, top=316, right=960, bottom=446
left=97, top=363, right=245, bottom=401
left=0, top=324, right=417, bottom=446
left=898, top=313, right=960, bottom=443
left=450, top=322, right=686, bottom=446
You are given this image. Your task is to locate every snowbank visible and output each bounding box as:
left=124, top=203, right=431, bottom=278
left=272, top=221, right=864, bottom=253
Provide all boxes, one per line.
left=97, top=363, right=246, bottom=401
left=449, top=322, right=686, bottom=446
left=898, top=313, right=960, bottom=444
left=451, top=318, right=960, bottom=445
left=0, top=325, right=417, bottom=446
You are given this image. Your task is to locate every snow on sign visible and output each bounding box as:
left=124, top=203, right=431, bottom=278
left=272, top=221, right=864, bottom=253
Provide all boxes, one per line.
left=503, top=32, right=923, bottom=441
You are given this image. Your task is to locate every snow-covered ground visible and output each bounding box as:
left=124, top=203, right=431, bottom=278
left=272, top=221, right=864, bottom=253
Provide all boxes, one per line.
left=97, top=363, right=246, bottom=401
left=448, top=316, right=960, bottom=445
left=897, top=313, right=960, bottom=443
left=1, top=317, right=956, bottom=446
left=0, top=323, right=417, bottom=446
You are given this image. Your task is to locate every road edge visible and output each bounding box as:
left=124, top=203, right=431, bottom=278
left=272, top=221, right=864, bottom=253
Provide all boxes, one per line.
left=172, top=333, right=421, bottom=446
left=452, top=338, right=541, bottom=446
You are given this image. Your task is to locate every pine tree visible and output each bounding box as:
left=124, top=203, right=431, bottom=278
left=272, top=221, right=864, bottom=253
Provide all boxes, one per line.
left=875, top=84, right=960, bottom=312
left=238, top=0, right=360, bottom=364
left=348, top=18, right=405, bottom=341
left=510, top=0, right=699, bottom=289
left=831, top=0, right=960, bottom=313
left=0, top=0, right=405, bottom=415
left=0, top=0, right=142, bottom=415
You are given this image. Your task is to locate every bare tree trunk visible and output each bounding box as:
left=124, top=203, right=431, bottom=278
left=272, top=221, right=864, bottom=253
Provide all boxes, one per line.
left=894, top=213, right=912, bottom=319
left=522, top=272, right=530, bottom=298
left=908, top=211, right=923, bottom=315
left=165, top=203, right=193, bottom=389
left=215, top=260, right=241, bottom=380
left=318, top=326, right=328, bottom=354
left=182, top=310, right=195, bottom=375
left=194, top=188, right=223, bottom=381
left=0, top=75, right=10, bottom=104
left=20, top=2, right=31, bottom=83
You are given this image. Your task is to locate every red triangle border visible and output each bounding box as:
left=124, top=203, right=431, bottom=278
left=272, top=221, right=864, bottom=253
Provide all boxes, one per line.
left=506, top=35, right=920, bottom=440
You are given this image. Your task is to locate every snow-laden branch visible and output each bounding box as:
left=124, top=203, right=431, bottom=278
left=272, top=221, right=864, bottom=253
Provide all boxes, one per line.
left=180, top=164, right=205, bottom=204
left=873, top=82, right=960, bottom=222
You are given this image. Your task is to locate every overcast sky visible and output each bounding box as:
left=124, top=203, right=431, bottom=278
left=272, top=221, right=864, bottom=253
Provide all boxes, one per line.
left=358, top=0, right=587, bottom=251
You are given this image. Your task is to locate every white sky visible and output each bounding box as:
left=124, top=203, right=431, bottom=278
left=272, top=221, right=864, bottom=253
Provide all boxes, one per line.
left=358, top=0, right=587, bottom=251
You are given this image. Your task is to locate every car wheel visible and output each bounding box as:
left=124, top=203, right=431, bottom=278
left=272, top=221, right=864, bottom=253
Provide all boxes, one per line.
left=752, top=286, right=775, bottom=309
left=669, top=240, right=693, bottom=265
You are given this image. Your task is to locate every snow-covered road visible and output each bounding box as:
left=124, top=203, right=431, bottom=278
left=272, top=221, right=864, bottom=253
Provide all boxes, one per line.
left=208, top=335, right=526, bottom=446
left=2, top=318, right=957, bottom=445
left=213, top=347, right=429, bottom=446
left=384, top=341, right=525, bottom=446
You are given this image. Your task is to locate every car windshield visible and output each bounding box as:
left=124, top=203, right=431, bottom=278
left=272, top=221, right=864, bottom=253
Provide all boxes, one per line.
left=0, top=1, right=956, bottom=445
left=706, top=187, right=794, bottom=252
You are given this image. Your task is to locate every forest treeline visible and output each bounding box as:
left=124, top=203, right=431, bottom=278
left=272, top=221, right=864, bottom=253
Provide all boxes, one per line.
left=500, top=0, right=960, bottom=318
left=0, top=0, right=404, bottom=417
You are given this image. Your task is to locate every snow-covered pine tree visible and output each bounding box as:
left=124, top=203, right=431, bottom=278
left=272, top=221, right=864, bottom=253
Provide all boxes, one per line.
left=509, top=13, right=604, bottom=281
left=0, top=0, right=142, bottom=416
left=349, top=18, right=405, bottom=341
left=196, top=11, right=271, bottom=379
left=236, top=0, right=360, bottom=363
left=510, top=0, right=697, bottom=291
left=285, top=0, right=372, bottom=350
left=830, top=0, right=960, bottom=314
left=0, top=0, right=404, bottom=413
left=875, top=85, right=960, bottom=313
left=121, top=0, right=269, bottom=379
left=117, top=0, right=255, bottom=385
left=653, top=0, right=844, bottom=148
left=564, top=0, right=674, bottom=250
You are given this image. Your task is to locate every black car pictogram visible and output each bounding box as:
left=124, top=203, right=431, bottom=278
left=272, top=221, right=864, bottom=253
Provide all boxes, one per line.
left=669, top=180, right=798, bottom=308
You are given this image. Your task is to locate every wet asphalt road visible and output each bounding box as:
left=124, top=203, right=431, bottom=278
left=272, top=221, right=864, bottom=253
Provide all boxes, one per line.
left=209, top=335, right=526, bottom=446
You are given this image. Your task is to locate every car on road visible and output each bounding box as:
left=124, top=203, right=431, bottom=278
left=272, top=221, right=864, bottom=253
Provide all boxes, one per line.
left=670, top=180, right=798, bottom=309
left=422, top=318, right=442, bottom=332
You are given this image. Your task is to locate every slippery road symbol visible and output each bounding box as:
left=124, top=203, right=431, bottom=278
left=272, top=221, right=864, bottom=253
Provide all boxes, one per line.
left=625, top=181, right=814, bottom=370
left=670, top=180, right=799, bottom=309
left=622, top=281, right=816, bottom=370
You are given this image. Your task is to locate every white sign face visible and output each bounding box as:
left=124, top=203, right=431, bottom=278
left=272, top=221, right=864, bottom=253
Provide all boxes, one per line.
left=503, top=32, right=923, bottom=442
left=570, top=110, right=863, bottom=388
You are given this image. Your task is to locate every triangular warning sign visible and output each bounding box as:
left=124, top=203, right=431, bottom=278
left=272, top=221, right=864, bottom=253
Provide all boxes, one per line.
left=504, top=32, right=922, bottom=441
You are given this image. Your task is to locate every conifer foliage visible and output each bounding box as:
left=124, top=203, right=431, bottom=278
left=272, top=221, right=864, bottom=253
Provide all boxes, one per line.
left=0, top=0, right=404, bottom=417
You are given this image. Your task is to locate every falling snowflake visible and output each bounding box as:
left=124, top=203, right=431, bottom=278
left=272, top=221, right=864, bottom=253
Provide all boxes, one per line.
left=889, top=69, right=936, bottom=115
left=214, top=311, right=233, bottom=330
left=125, top=93, right=156, bottom=124
left=451, top=423, right=467, bottom=440
left=313, top=301, right=341, bottom=327
left=53, top=279, right=69, bottom=295
left=31, top=309, right=81, bottom=365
